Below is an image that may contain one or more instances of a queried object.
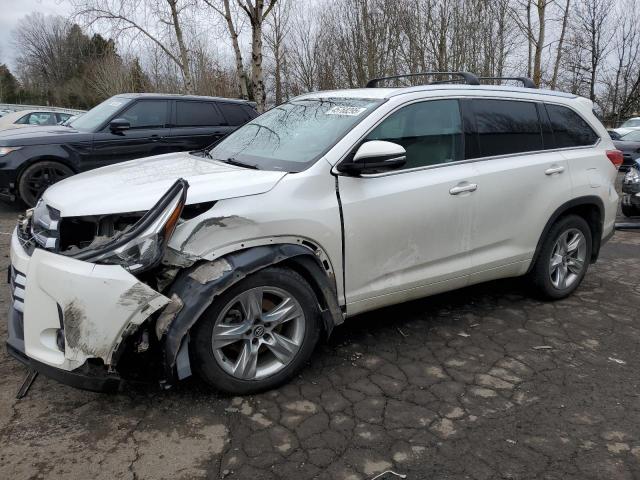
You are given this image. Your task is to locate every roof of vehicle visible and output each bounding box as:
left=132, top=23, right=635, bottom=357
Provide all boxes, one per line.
left=296, top=84, right=579, bottom=101
left=0, top=109, right=67, bottom=125
left=116, top=93, right=254, bottom=105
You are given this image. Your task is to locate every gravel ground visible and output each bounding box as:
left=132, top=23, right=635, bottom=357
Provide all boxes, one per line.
left=1, top=200, right=639, bottom=480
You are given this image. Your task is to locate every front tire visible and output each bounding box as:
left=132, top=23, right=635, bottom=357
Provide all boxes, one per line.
left=18, top=161, right=74, bottom=207
left=530, top=215, right=592, bottom=300
left=190, top=266, right=321, bottom=394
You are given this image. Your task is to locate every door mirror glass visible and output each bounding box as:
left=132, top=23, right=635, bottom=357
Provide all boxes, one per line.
left=339, top=140, right=406, bottom=174
left=109, top=118, right=130, bottom=132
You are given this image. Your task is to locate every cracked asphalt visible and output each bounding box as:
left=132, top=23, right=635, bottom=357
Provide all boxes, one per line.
left=1, top=201, right=640, bottom=480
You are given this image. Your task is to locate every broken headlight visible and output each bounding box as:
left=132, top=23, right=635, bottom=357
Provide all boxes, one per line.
left=70, top=179, right=189, bottom=273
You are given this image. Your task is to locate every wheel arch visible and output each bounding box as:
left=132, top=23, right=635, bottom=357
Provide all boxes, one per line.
left=17, top=155, right=77, bottom=179
left=158, top=243, right=344, bottom=383
left=528, top=196, right=605, bottom=274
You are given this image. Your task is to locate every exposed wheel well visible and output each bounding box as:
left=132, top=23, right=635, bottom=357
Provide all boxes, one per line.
left=529, top=197, right=604, bottom=273
left=278, top=256, right=344, bottom=337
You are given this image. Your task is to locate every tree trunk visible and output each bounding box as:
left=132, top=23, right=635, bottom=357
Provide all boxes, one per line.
left=550, top=0, right=570, bottom=90
left=167, top=0, right=193, bottom=94
left=223, top=0, right=249, bottom=99
left=526, top=0, right=532, bottom=78
left=249, top=0, right=266, bottom=112
left=532, top=0, right=546, bottom=87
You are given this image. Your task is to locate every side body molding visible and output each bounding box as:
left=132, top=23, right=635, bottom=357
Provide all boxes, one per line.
left=160, top=244, right=344, bottom=381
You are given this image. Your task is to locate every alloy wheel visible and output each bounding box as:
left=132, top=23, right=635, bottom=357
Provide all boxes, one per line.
left=22, top=164, right=72, bottom=205
left=211, top=286, right=306, bottom=380
left=549, top=228, right=587, bottom=290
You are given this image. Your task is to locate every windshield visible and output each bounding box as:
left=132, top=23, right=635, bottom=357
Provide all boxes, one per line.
left=621, top=130, right=640, bottom=142
left=621, top=119, right=640, bottom=128
left=208, top=98, right=383, bottom=171
left=69, top=96, right=131, bottom=132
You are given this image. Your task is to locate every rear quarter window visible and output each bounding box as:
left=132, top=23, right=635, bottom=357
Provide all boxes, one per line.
left=545, top=104, right=599, bottom=148
left=219, top=103, right=253, bottom=126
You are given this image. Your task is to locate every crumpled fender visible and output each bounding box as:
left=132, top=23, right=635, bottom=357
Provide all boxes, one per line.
left=158, top=244, right=343, bottom=382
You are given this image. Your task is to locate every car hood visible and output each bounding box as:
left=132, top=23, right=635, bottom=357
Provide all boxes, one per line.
left=612, top=127, right=640, bottom=136
left=43, top=151, right=288, bottom=217
left=0, top=125, right=90, bottom=146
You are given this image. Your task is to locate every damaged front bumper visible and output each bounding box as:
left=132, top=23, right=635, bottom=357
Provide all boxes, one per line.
left=6, top=229, right=170, bottom=392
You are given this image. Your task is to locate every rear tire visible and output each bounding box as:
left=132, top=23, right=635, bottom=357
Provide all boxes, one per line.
left=190, top=266, right=321, bottom=395
left=530, top=215, right=592, bottom=300
left=621, top=203, right=640, bottom=218
left=18, top=161, right=74, bottom=207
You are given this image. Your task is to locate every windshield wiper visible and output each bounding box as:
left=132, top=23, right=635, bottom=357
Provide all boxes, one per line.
left=220, top=157, right=259, bottom=170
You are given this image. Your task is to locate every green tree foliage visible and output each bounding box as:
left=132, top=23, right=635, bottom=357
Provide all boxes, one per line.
left=0, top=64, right=19, bottom=103
left=11, top=14, right=146, bottom=109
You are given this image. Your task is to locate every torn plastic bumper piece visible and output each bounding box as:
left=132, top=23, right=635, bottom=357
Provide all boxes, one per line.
left=160, top=244, right=344, bottom=381
left=7, top=342, right=122, bottom=393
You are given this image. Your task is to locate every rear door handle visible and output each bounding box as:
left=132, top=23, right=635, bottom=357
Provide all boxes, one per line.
left=150, top=135, right=164, bottom=142
left=545, top=165, right=565, bottom=175
left=449, top=183, right=478, bottom=195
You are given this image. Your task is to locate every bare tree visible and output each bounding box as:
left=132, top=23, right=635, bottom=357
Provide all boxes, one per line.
left=71, top=0, right=196, bottom=93
left=550, top=0, right=570, bottom=89
left=239, top=0, right=278, bottom=111
left=203, top=0, right=250, bottom=99
left=571, top=0, right=613, bottom=100
left=265, top=0, right=291, bottom=105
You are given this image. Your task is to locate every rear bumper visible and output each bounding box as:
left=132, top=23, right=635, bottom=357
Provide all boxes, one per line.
left=6, top=341, right=122, bottom=393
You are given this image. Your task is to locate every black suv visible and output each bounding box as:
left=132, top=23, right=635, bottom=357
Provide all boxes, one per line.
left=0, top=94, right=258, bottom=206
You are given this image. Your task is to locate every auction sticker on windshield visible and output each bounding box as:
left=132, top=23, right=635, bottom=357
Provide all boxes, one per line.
left=326, top=106, right=367, bottom=116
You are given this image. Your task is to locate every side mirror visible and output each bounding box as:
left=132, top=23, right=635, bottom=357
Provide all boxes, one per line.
left=338, top=140, right=406, bottom=175
left=109, top=118, right=130, bottom=132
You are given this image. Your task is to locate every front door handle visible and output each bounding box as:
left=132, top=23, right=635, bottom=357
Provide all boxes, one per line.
left=545, top=165, right=565, bottom=175
left=150, top=135, right=164, bottom=142
left=449, top=183, right=478, bottom=195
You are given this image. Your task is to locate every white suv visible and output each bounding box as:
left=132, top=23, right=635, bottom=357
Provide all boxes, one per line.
left=7, top=73, right=621, bottom=394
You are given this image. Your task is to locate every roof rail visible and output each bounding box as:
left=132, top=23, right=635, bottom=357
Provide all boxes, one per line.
left=366, top=72, right=480, bottom=88
left=478, top=77, right=537, bottom=89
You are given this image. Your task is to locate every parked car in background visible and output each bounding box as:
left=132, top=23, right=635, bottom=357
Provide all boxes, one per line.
left=612, top=130, right=640, bottom=170
left=0, top=94, right=258, bottom=206
left=608, top=130, right=622, bottom=140
left=0, top=110, right=78, bottom=131
left=0, top=109, right=16, bottom=118
left=59, top=114, right=82, bottom=126
left=6, top=73, right=620, bottom=395
left=621, top=159, right=640, bottom=217
left=611, top=117, right=640, bottom=137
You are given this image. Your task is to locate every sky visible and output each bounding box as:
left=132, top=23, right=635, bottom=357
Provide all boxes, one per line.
left=0, top=0, right=72, bottom=68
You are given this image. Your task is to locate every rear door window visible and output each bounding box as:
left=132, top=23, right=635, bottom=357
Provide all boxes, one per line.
left=218, top=103, right=252, bottom=126
left=176, top=101, right=225, bottom=127
left=545, top=104, right=599, bottom=148
left=472, top=99, right=543, bottom=157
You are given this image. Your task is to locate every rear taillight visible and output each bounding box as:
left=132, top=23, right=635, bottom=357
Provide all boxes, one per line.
left=606, top=150, right=624, bottom=169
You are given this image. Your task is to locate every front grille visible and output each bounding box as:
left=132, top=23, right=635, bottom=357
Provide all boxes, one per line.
left=9, top=265, right=26, bottom=313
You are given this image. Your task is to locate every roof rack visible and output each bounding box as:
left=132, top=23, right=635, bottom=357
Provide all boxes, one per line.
left=477, top=77, right=537, bottom=89
left=366, top=72, right=480, bottom=88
